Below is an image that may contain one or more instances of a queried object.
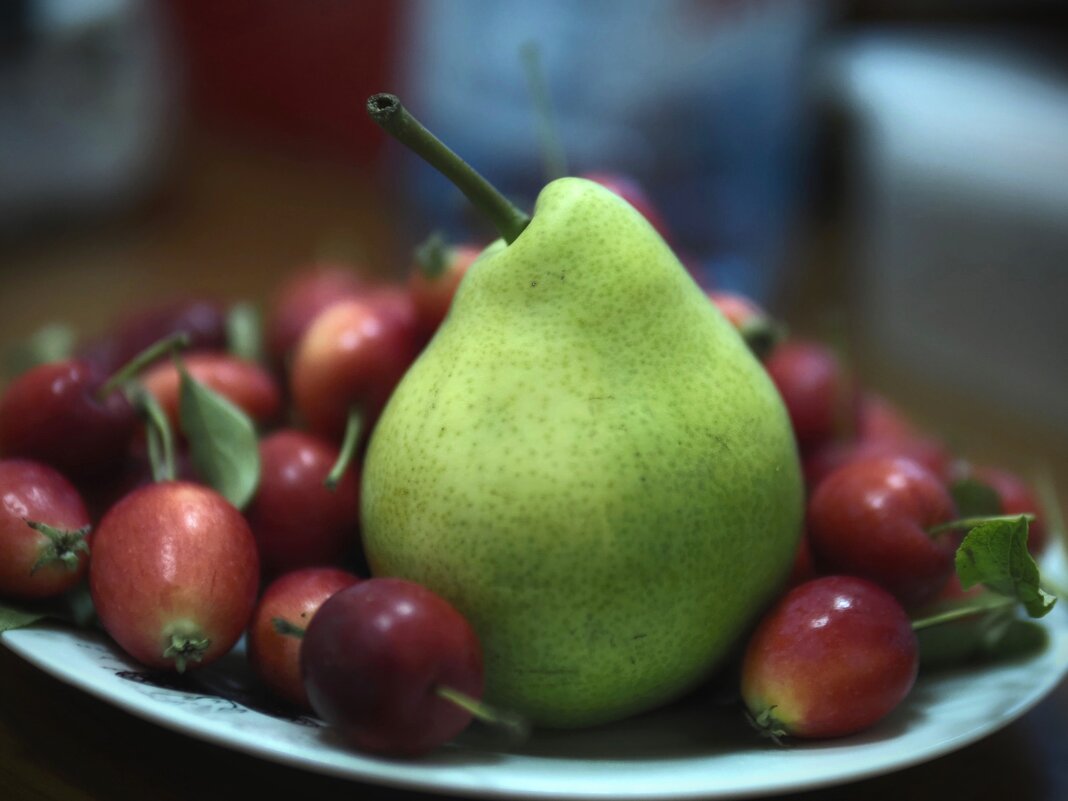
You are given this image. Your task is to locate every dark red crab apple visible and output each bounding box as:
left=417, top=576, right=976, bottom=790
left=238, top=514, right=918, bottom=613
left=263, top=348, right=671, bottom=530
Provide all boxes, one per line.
left=806, top=456, right=957, bottom=608
left=764, top=340, right=855, bottom=452
left=0, top=460, right=91, bottom=599
left=742, top=575, right=918, bottom=740
left=0, top=359, right=136, bottom=480
left=78, top=297, right=228, bottom=376
left=407, top=240, right=482, bottom=341
left=300, top=578, right=484, bottom=757
left=89, top=482, right=260, bottom=671
left=247, top=567, right=360, bottom=709
left=244, top=430, right=360, bottom=578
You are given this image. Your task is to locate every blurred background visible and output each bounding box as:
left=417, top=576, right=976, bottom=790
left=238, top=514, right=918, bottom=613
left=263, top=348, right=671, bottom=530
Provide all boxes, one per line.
left=0, top=0, right=1066, bottom=461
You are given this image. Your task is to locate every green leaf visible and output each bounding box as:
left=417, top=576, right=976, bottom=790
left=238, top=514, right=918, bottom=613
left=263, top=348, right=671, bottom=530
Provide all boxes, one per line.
left=178, top=363, right=261, bottom=509
left=226, top=302, right=265, bottom=364
left=950, top=478, right=1003, bottom=518
left=955, top=516, right=1056, bottom=618
left=5, top=323, right=76, bottom=378
left=0, top=602, right=50, bottom=634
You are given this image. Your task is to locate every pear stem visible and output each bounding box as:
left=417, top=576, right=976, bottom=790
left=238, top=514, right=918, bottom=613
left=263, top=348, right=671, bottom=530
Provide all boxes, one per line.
left=324, top=407, right=362, bottom=491
left=366, top=94, right=530, bottom=244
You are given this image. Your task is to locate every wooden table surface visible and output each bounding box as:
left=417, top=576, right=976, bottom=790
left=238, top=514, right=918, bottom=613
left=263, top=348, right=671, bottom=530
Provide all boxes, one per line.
left=1, top=132, right=1066, bottom=801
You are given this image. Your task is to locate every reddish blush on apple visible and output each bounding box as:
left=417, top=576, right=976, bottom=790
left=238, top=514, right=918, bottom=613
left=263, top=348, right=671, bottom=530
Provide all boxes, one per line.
left=89, top=482, right=260, bottom=671
left=266, top=265, right=367, bottom=369
left=247, top=567, right=360, bottom=709
left=0, top=460, right=91, bottom=600
left=291, top=295, right=419, bottom=442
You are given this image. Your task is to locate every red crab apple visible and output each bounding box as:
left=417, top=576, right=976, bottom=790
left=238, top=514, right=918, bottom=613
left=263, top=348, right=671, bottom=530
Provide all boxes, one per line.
left=244, top=430, right=360, bottom=578
left=764, top=341, right=855, bottom=452
left=266, top=265, right=368, bottom=368
left=247, top=567, right=360, bottom=709
left=407, top=238, right=482, bottom=341
left=89, top=482, right=260, bottom=671
left=969, top=466, right=1048, bottom=555
left=140, top=352, right=282, bottom=430
left=0, top=460, right=91, bottom=599
left=742, top=575, right=918, bottom=740
left=291, top=296, right=419, bottom=441
left=300, top=578, right=484, bottom=757
left=806, top=456, right=957, bottom=608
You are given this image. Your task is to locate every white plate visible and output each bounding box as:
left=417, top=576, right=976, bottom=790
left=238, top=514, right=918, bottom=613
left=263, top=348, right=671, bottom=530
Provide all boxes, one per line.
left=6, top=549, right=1068, bottom=801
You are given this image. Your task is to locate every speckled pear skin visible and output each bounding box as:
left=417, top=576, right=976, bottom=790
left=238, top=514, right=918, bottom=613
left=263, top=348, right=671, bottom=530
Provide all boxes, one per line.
left=361, top=177, right=803, bottom=728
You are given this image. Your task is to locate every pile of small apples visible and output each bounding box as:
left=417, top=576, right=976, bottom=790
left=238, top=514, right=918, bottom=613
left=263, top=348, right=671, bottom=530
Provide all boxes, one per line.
left=0, top=164, right=1057, bottom=758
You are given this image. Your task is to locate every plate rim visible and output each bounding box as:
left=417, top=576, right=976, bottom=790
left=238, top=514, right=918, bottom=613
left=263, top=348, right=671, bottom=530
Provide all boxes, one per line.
left=5, top=607, right=1068, bottom=801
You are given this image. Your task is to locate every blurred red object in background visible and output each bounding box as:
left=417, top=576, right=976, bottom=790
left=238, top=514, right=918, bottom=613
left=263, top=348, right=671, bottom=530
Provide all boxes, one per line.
left=164, top=0, right=400, bottom=166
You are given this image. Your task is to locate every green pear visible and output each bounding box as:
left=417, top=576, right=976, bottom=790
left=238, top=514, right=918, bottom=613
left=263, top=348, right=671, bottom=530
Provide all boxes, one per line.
left=361, top=177, right=803, bottom=728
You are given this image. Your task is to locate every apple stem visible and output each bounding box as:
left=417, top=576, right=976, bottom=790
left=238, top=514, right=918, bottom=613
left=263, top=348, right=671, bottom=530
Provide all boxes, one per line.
left=366, top=94, right=531, bottom=245
left=435, top=685, right=530, bottom=742
left=415, top=231, right=450, bottom=279
left=520, top=41, right=569, bottom=181
left=162, top=636, right=210, bottom=674
left=25, top=521, right=90, bottom=574
left=96, top=332, right=191, bottom=400
left=738, top=318, right=786, bottom=362
left=910, top=596, right=1016, bottom=631
left=128, top=387, right=177, bottom=482
left=271, top=617, right=306, bottom=639
left=324, top=407, right=362, bottom=491
left=746, top=705, right=789, bottom=745
left=927, top=513, right=1035, bottom=536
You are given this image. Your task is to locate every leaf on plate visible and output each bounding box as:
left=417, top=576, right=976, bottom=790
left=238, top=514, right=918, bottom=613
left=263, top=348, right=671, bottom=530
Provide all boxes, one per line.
left=0, top=602, right=50, bottom=634
left=178, top=361, right=261, bottom=509
left=955, top=516, right=1056, bottom=618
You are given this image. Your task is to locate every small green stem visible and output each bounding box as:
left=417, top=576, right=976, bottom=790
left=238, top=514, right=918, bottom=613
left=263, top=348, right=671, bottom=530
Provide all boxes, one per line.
left=928, top=513, right=1035, bottom=536
left=129, top=387, right=177, bottom=482
left=96, top=332, right=191, bottom=399
left=162, top=620, right=210, bottom=673
left=271, top=617, right=306, bottom=639
left=739, top=319, right=786, bottom=362
left=26, top=521, right=91, bottom=574
left=366, top=94, right=531, bottom=244
left=520, top=41, right=568, bottom=181
left=415, top=231, right=450, bottom=279
left=911, top=597, right=1016, bottom=631
left=324, top=407, right=362, bottom=491
left=436, top=685, right=529, bottom=741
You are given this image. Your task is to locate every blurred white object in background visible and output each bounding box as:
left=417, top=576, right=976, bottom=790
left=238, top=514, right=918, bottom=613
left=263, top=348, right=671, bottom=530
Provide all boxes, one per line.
left=827, top=34, right=1068, bottom=434
left=0, top=0, right=177, bottom=231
